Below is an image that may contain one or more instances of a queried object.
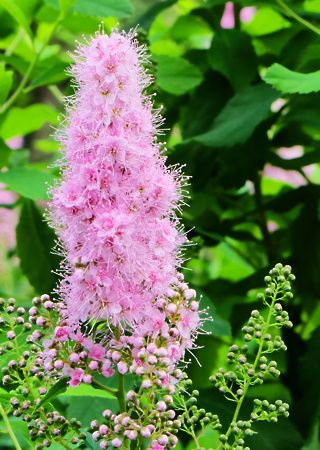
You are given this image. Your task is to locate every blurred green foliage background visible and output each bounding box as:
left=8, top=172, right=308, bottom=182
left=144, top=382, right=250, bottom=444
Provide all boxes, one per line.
left=0, top=0, right=320, bottom=448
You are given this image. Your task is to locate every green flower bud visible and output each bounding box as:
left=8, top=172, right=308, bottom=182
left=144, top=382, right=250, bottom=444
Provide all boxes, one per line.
left=230, top=345, right=239, bottom=353
left=244, top=429, right=254, bottom=436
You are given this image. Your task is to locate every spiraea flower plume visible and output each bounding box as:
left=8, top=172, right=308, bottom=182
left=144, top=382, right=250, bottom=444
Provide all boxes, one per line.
left=49, top=28, right=187, bottom=325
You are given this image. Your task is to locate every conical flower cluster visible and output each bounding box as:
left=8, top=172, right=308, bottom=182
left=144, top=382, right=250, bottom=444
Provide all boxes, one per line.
left=50, top=29, right=185, bottom=325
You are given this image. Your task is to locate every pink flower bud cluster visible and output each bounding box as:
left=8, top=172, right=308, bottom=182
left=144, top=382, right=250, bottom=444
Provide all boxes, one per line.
left=34, top=279, right=203, bottom=394
left=49, top=28, right=186, bottom=325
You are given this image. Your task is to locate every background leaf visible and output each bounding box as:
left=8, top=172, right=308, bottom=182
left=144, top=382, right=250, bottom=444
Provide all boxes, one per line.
left=16, top=199, right=61, bottom=294
left=45, top=0, right=134, bottom=18
left=262, top=63, right=320, bottom=94
left=34, top=377, right=69, bottom=412
left=0, top=0, right=33, bottom=40
left=208, top=29, right=257, bottom=90
left=192, top=84, right=279, bottom=147
left=0, top=167, right=56, bottom=201
left=154, top=55, right=204, bottom=95
left=0, top=65, right=13, bottom=104
left=0, top=104, right=58, bottom=140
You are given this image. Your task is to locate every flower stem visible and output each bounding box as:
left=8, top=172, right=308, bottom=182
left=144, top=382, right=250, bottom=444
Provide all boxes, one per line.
left=114, top=326, right=131, bottom=450
left=0, top=402, right=22, bottom=450
left=91, top=379, right=118, bottom=397
left=217, top=284, right=280, bottom=449
left=275, top=0, right=320, bottom=36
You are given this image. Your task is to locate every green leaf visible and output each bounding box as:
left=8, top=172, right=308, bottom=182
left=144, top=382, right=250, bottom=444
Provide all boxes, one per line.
left=85, top=434, right=101, bottom=450
left=0, top=65, right=13, bottom=104
left=242, top=6, right=291, bottom=36
left=0, top=388, right=23, bottom=404
left=62, top=383, right=114, bottom=398
left=44, top=0, right=133, bottom=18
left=0, top=138, right=11, bottom=169
left=28, top=63, right=68, bottom=90
left=59, top=0, right=77, bottom=15
left=16, top=199, right=61, bottom=294
left=197, top=288, right=232, bottom=337
left=0, top=104, right=58, bottom=140
left=0, top=0, right=33, bottom=40
left=208, top=29, right=257, bottom=90
left=262, top=63, right=320, bottom=94
left=34, top=377, right=69, bottom=413
left=135, top=0, right=178, bottom=32
left=0, top=166, right=55, bottom=201
left=154, top=55, right=203, bottom=95
left=192, top=84, right=279, bottom=147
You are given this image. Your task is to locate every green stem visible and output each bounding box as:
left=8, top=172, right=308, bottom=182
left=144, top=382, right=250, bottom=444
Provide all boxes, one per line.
left=0, top=403, right=22, bottom=450
left=114, top=326, right=130, bottom=449
left=114, top=326, right=127, bottom=413
left=91, top=379, right=118, bottom=397
left=275, top=0, right=320, bottom=36
left=0, top=13, right=65, bottom=114
left=217, top=285, right=280, bottom=449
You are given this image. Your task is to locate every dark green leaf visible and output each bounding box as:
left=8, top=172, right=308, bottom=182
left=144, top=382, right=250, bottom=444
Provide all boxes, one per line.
left=0, top=0, right=33, bottom=40
left=155, top=55, right=204, bottom=95
left=34, top=377, right=69, bottom=413
left=263, top=63, right=320, bottom=94
left=16, top=199, right=61, bottom=294
left=200, top=290, right=232, bottom=337
left=85, top=433, right=101, bottom=450
left=0, top=65, right=13, bottom=104
left=134, top=0, right=178, bottom=32
left=181, top=71, right=233, bottom=139
left=208, top=29, right=257, bottom=90
left=192, top=84, right=279, bottom=147
left=66, top=396, right=118, bottom=425
left=0, top=166, right=56, bottom=201
left=0, top=104, right=58, bottom=140
left=28, top=63, right=69, bottom=90
left=0, top=138, right=11, bottom=169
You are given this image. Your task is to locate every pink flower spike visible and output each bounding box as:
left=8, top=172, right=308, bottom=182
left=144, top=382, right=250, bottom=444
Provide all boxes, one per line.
left=48, top=28, right=186, bottom=326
